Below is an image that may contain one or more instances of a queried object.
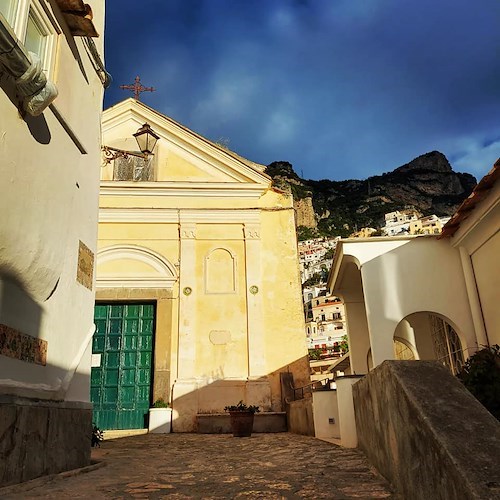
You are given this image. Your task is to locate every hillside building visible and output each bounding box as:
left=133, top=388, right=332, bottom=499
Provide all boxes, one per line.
left=93, top=98, right=310, bottom=433
left=305, top=296, right=346, bottom=349
left=0, top=0, right=106, bottom=486
left=298, top=237, right=338, bottom=283
left=382, top=209, right=451, bottom=236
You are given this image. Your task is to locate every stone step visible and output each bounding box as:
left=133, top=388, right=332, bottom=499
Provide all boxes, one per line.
left=102, top=428, right=148, bottom=440
left=196, top=412, right=287, bottom=433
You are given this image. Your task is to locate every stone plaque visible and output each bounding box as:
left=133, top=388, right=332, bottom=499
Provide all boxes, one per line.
left=77, top=240, right=94, bottom=290
left=209, top=330, right=231, bottom=345
left=0, top=323, right=47, bottom=366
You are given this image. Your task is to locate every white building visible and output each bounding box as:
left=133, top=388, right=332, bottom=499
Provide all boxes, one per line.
left=328, top=160, right=499, bottom=375
left=0, top=0, right=106, bottom=486
left=382, top=209, right=421, bottom=236
left=305, top=295, right=347, bottom=350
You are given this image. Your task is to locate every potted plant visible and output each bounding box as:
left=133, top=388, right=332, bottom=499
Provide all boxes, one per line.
left=224, top=400, right=260, bottom=437
left=149, top=398, right=172, bottom=433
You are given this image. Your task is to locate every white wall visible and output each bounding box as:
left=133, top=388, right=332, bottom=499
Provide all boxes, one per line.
left=336, top=238, right=476, bottom=368
left=313, top=390, right=340, bottom=439
left=0, top=3, right=105, bottom=401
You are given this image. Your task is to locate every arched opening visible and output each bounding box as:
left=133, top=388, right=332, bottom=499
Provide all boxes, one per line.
left=393, top=312, right=465, bottom=375
left=367, top=338, right=416, bottom=372
left=393, top=337, right=416, bottom=360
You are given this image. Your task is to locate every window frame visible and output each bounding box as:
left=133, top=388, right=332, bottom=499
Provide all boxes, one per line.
left=1, top=0, right=58, bottom=77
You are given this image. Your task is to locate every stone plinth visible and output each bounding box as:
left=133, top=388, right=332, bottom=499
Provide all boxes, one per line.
left=196, top=412, right=286, bottom=433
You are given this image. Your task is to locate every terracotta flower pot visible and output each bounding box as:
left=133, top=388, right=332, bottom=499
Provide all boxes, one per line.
left=229, top=411, right=255, bottom=437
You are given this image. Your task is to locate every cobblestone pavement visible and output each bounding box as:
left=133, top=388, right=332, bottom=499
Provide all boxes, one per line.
left=5, top=433, right=398, bottom=499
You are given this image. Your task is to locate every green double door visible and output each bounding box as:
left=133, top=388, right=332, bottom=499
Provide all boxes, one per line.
left=91, top=303, right=154, bottom=430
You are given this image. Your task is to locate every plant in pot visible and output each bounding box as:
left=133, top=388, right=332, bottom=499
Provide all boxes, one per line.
left=224, top=400, right=260, bottom=437
left=149, top=398, right=172, bottom=433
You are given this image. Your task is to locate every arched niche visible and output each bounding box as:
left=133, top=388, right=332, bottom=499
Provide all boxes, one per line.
left=204, top=248, right=236, bottom=294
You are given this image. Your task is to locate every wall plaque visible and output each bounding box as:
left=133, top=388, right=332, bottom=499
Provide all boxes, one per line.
left=77, top=240, right=94, bottom=290
left=0, top=323, right=47, bottom=366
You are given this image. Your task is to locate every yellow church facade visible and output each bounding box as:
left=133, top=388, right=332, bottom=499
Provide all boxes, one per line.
left=94, top=99, right=309, bottom=432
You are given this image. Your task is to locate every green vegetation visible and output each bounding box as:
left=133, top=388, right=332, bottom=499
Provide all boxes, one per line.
left=302, top=271, right=329, bottom=288
left=297, top=226, right=318, bottom=241
left=324, top=248, right=335, bottom=259
left=224, top=401, right=260, bottom=413
left=308, top=348, right=322, bottom=360
left=152, top=398, right=170, bottom=408
left=457, top=344, right=500, bottom=420
left=339, top=335, right=349, bottom=354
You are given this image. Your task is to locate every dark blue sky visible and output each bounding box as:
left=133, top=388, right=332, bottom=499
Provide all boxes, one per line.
left=103, top=0, right=500, bottom=181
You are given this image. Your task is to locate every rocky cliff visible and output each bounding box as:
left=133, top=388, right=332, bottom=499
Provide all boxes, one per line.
left=265, top=151, right=476, bottom=238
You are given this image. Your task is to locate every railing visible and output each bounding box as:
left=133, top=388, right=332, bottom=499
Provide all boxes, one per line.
left=288, top=376, right=333, bottom=402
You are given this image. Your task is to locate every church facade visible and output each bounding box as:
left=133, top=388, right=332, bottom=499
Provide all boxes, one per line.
left=94, top=99, right=310, bottom=432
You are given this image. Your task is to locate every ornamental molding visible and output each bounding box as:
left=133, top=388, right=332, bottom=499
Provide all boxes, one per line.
left=96, top=244, right=178, bottom=289
left=99, top=181, right=266, bottom=198
left=180, top=223, right=196, bottom=239
left=244, top=223, right=261, bottom=240
left=99, top=208, right=261, bottom=224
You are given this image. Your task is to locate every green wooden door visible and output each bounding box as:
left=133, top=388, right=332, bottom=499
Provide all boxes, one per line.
left=91, top=303, right=154, bottom=430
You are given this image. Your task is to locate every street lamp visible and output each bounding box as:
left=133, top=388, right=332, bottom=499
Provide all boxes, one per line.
left=102, top=122, right=160, bottom=164
left=133, top=123, right=160, bottom=155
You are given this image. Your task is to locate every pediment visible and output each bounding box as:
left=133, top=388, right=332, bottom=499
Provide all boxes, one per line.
left=102, top=99, right=271, bottom=186
left=96, top=245, right=177, bottom=289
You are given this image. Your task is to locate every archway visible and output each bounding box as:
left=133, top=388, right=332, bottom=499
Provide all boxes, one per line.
left=394, top=312, right=465, bottom=375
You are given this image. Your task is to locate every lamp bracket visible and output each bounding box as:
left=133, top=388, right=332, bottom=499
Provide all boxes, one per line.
left=102, top=145, right=149, bottom=165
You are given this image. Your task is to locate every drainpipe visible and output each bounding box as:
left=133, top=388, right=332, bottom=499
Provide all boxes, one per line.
left=0, top=12, right=58, bottom=116
left=459, top=246, right=488, bottom=350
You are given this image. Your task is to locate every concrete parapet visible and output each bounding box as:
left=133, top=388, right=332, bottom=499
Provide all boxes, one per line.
left=196, top=412, right=286, bottom=433
left=0, top=396, right=92, bottom=487
left=287, top=397, right=315, bottom=436
left=353, top=360, right=500, bottom=500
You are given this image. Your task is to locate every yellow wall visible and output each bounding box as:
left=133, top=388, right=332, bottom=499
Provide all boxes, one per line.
left=97, top=100, right=310, bottom=430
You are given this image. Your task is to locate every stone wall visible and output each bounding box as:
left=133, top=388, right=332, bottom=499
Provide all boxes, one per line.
left=0, top=397, right=92, bottom=487
left=287, top=397, right=314, bottom=436
left=353, top=360, right=500, bottom=500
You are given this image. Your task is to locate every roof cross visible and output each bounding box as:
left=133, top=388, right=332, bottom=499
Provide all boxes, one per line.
left=120, top=76, right=155, bottom=101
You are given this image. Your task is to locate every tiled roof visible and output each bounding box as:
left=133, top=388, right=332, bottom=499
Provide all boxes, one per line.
left=440, top=159, right=500, bottom=238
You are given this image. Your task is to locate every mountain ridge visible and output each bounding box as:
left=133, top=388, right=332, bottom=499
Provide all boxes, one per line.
left=265, top=151, right=476, bottom=238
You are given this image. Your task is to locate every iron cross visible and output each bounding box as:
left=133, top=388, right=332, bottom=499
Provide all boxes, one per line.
left=120, top=76, right=155, bottom=101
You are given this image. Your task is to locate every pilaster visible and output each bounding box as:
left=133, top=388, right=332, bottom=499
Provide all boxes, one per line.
left=244, top=223, right=266, bottom=378
left=177, top=223, right=197, bottom=379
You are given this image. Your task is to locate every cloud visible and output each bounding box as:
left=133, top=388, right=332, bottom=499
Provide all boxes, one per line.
left=104, top=0, right=500, bottom=182
left=452, top=138, right=500, bottom=177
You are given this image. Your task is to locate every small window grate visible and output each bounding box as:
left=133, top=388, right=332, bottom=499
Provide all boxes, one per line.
left=113, top=155, right=153, bottom=181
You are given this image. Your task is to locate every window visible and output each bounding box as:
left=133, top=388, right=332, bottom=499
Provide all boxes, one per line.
left=113, top=156, right=154, bottom=181
left=25, top=8, right=48, bottom=64
left=0, top=0, right=17, bottom=25
left=0, top=1, right=58, bottom=76
left=430, top=314, right=464, bottom=375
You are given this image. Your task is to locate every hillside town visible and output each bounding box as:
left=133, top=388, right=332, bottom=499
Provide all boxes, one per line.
left=0, top=1, right=499, bottom=499
left=299, top=207, right=452, bottom=363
